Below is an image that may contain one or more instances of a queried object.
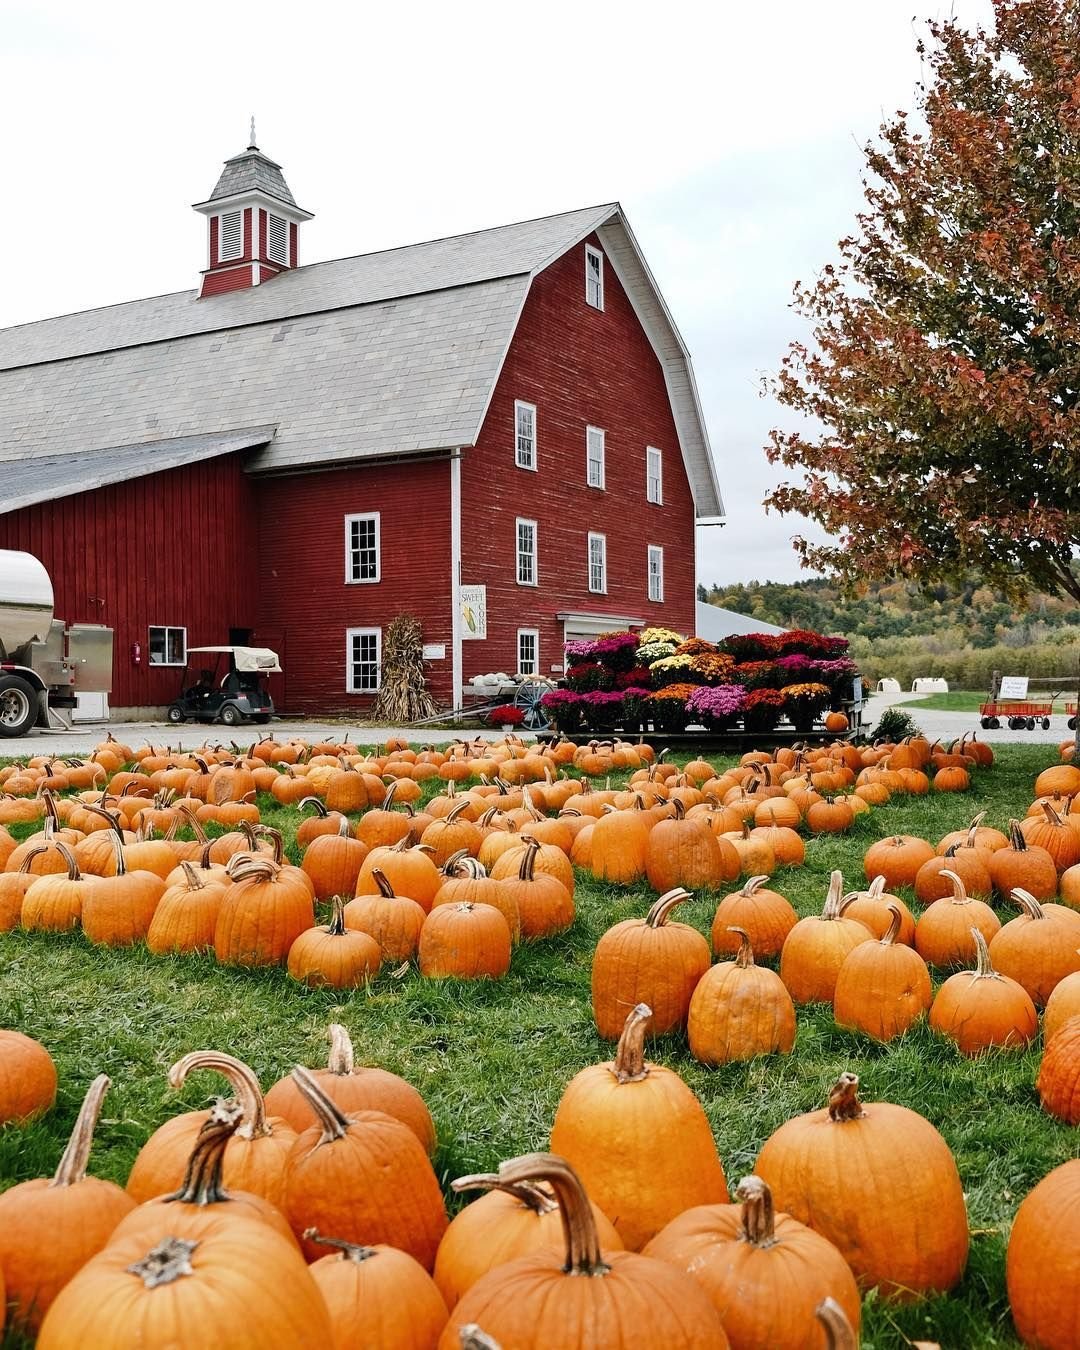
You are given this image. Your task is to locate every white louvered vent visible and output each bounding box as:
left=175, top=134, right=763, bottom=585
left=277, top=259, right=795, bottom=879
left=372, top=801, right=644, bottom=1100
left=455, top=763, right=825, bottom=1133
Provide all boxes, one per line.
left=219, top=210, right=243, bottom=261
left=268, top=214, right=289, bottom=265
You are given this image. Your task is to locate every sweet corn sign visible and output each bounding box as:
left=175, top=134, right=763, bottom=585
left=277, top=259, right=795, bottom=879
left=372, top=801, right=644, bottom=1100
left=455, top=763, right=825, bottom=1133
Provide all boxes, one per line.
left=460, top=585, right=487, bottom=640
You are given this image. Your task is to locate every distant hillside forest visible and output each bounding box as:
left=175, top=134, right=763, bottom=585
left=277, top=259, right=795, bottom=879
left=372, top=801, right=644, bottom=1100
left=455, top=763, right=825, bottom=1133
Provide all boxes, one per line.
left=698, top=578, right=1080, bottom=690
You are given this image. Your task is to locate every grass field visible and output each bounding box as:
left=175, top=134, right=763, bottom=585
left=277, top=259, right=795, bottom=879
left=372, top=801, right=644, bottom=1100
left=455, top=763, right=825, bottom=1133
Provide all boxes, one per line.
left=893, top=690, right=988, bottom=712
left=0, top=743, right=1076, bottom=1348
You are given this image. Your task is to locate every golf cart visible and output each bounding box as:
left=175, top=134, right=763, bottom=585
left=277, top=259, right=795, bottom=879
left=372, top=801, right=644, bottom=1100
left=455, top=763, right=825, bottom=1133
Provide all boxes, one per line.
left=166, top=646, right=280, bottom=726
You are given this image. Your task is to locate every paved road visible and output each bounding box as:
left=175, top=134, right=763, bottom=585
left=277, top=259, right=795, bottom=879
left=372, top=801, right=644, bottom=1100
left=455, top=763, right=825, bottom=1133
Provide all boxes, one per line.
left=864, top=692, right=1069, bottom=746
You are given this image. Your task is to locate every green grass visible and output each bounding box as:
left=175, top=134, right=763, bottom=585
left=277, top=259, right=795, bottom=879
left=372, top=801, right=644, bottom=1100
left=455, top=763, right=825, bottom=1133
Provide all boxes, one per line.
left=1, top=744, right=1077, bottom=1347
left=893, top=690, right=989, bottom=712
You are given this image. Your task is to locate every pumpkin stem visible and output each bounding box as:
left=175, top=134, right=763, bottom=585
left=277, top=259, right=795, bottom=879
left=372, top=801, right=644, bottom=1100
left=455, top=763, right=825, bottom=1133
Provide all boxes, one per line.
left=168, top=1051, right=271, bottom=1140
left=229, top=856, right=281, bottom=886
left=459, top=1325, right=503, bottom=1350
left=110, top=828, right=129, bottom=877
left=496, top=1153, right=609, bottom=1278
left=644, top=888, right=693, bottom=928
left=179, top=861, right=205, bottom=891
left=939, top=868, right=970, bottom=905
left=735, top=1175, right=777, bottom=1248
left=254, top=825, right=285, bottom=865
left=451, top=1173, right=558, bottom=1215
left=1008, top=888, right=1045, bottom=921
left=325, top=895, right=348, bottom=936
left=816, top=1296, right=858, bottom=1350
left=126, top=1236, right=199, bottom=1289
left=965, top=812, right=987, bottom=848
left=971, top=927, right=1000, bottom=979
left=289, top=1064, right=351, bottom=1143
left=729, top=925, right=755, bottom=968
left=516, top=835, right=541, bottom=882
left=83, top=802, right=126, bottom=840
left=326, top=1023, right=356, bottom=1076
left=302, top=1228, right=377, bottom=1262
left=610, top=1003, right=652, bottom=1083
left=297, top=794, right=329, bottom=817
left=372, top=867, right=397, bottom=900
left=175, top=806, right=209, bottom=844
left=739, top=875, right=769, bottom=897
left=879, top=903, right=903, bottom=948
left=1007, top=819, right=1029, bottom=852
left=826, top=1072, right=866, bottom=1123
left=164, top=1099, right=244, bottom=1204
left=866, top=875, right=887, bottom=899
left=820, top=870, right=845, bottom=920
left=50, top=1074, right=110, bottom=1188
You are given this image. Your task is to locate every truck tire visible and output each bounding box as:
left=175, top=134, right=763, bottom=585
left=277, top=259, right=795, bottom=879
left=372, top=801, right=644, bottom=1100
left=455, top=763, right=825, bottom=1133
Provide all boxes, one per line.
left=219, top=703, right=243, bottom=727
left=0, top=674, right=38, bottom=737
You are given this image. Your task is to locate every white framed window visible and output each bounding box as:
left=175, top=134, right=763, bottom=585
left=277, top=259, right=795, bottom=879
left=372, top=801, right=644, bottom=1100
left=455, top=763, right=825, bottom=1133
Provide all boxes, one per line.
left=648, top=545, right=664, bottom=602
left=516, top=518, right=538, bottom=586
left=148, top=626, right=187, bottom=666
left=647, top=446, right=663, bottom=504
left=586, top=426, right=606, bottom=489
left=344, top=513, right=381, bottom=583
left=268, top=214, right=289, bottom=265
left=588, top=532, right=607, bottom=594
left=517, top=628, right=539, bottom=676
left=515, top=400, right=537, bottom=471
left=585, top=244, right=604, bottom=310
left=219, top=210, right=243, bottom=261
left=346, top=628, right=382, bottom=692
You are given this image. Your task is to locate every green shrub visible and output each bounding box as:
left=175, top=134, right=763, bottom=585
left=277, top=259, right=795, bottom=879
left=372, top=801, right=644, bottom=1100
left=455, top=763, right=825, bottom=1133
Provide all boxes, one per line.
left=871, top=706, right=923, bottom=741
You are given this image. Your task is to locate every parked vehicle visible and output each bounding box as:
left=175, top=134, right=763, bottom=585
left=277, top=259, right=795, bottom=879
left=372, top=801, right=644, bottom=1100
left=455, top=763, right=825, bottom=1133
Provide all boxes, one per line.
left=0, top=550, right=113, bottom=737
left=166, top=646, right=280, bottom=726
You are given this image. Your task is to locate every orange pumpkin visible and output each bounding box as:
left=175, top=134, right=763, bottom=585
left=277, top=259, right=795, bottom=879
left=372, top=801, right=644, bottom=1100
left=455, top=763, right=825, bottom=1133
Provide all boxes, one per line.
left=300, top=817, right=369, bottom=901
left=1036, top=1016, right=1080, bottom=1125
left=0, top=1029, right=56, bottom=1125
left=929, top=927, right=1038, bottom=1056
left=688, top=928, right=796, bottom=1065
left=1006, top=1159, right=1080, bottom=1350
left=779, top=872, right=874, bottom=1005
left=862, top=834, right=935, bottom=890
left=214, top=855, right=315, bottom=967
left=833, top=904, right=932, bottom=1041
left=914, top=868, right=1001, bottom=968
left=418, top=902, right=512, bottom=979
left=988, top=889, right=1080, bottom=1005
left=288, top=896, right=382, bottom=989
left=710, top=875, right=798, bottom=959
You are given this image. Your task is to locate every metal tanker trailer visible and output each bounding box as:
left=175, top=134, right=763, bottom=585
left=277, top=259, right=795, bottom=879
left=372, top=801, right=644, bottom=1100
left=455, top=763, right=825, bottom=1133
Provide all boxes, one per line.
left=0, top=550, right=113, bottom=737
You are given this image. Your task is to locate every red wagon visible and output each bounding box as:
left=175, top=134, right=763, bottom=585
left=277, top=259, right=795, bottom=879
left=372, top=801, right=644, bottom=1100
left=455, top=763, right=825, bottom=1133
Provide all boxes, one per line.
left=980, top=700, right=1053, bottom=730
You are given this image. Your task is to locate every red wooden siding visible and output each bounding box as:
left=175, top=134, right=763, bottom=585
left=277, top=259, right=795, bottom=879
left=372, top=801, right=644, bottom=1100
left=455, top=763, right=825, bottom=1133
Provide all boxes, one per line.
left=459, top=231, right=697, bottom=679
left=254, top=458, right=453, bottom=715
left=209, top=214, right=219, bottom=268
left=243, top=208, right=253, bottom=261
left=0, top=458, right=257, bottom=710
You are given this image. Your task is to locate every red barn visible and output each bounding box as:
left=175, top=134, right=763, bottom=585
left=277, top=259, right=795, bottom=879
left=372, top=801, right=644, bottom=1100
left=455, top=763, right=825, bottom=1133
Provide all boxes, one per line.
left=0, top=133, right=723, bottom=718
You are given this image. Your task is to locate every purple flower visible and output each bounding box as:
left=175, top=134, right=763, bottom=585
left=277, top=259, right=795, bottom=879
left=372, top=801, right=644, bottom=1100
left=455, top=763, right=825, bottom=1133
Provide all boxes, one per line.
left=686, top=684, right=747, bottom=718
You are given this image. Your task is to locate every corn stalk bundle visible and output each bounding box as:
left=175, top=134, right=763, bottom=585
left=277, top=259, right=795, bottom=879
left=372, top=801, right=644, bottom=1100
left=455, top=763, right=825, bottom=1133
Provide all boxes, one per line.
left=372, top=614, right=440, bottom=723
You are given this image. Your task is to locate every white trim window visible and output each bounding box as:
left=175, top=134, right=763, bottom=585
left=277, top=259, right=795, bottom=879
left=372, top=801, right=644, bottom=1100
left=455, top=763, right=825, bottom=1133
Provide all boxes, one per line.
left=516, top=518, right=538, bottom=586
left=515, top=400, right=537, bottom=471
left=646, top=446, right=663, bottom=505
left=585, top=244, right=604, bottom=310
left=586, top=426, right=606, bottom=489
left=267, top=213, right=289, bottom=265
left=344, top=513, right=381, bottom=583
left=588, top=532, right=607, bottom=594
left=346, top=628, right=382, bottom=692
left=648, top=545, right=664, bottom=602
left=517, top=628, right=539, bottom=676
left=148, top=625, right=187, bottom=666
left=219, top=210, right=243, bottom=261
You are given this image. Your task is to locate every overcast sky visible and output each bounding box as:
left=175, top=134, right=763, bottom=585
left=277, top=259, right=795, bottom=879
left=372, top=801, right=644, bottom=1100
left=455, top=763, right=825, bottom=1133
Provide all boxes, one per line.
left=3, top=0, right=993, bottom=586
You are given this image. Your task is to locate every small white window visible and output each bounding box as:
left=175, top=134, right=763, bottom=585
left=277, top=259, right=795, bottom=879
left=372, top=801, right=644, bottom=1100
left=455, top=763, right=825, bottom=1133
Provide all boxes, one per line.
left=585, top=244, right=604, bottom=310
left=148, top=626, right=187, bottom=666
left=517, top=629, right=539, bottom=676
left=588, top=533, right=607, bottom=594
left=268, top=214, right=289, bottom=265
left=647, top=447, right=663, bottom=505
left=344, top=513, right=381, bottom=584
left=516, top=518, right=538, bottom=586
left=346, top=628, right=382, bottom=692
left=219, top=210, right=243, bottom=261
left=515, top=401, right=537, bottom=471
left=648, top=545, right=664, bottom=602
left=586, top=426, right=605, bottom=489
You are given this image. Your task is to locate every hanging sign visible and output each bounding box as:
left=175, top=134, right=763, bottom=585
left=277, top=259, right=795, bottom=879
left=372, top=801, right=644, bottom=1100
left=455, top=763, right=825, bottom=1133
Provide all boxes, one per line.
left=999, top=675, right=1029, bottom=699
left=460, top=585, right=487, bottom=640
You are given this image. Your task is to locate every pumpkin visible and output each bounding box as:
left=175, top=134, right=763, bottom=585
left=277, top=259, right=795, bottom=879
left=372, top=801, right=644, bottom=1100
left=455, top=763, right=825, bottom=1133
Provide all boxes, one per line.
left=989, top=889, right=1080, bottom=1005
left=489, top=835, right=575, bottom=898
left=1035, top=1015, right=1080, bottom=1124
left=343, top=866, right=427, bottom=962
left=418, top=902, right=512, bottom=979
left=710, top=875, right=798, bottom=960
left=306, top=1230, right=449, bottom=1350
left=755, top=1072, right=969, bottom=1297
left=300, top=817, right=368, bottom=901
left=0, top=1029, right=57, bottom=1125
left=589, top=801, right=652, bottom=884
left=146, top=860, right=230, bottom=954
left=37, top=1225, right=332, bottom=1350
left=0, top=855, right=47, bottom=931
left=435, top=1171, right=622, bottom=1310
left=20, top=841, right=90, bottom=932
left=688, top=928, right=795, bottom=1065
left=644, top=800, right=733, bottom=892
left=433, top=852, right=522, bottom=942
left=296, top=796, right=352, bottom=848
left=495, top=835, right=573, bottom=940
left=643, top=1175, right=861, bottom=1349
left=549, top=1003, right=728, bottom=1250
left=914, top=841, right=992, bottom=904
left=914, top=868, right=1001, bottom=968
left=932, top=765, right=970, bottom=792
left=1043, top=968, right=1080, bottom=1043
left=80, top=831, right=166, bottom=945
left=779, top=872, right=874, bottom=1005
left=288, top=896, right=382, bottom=989
left=805, top=797, right=854, bottom=835
left=929, top=928, right=1038, bottom=1055
left=1006, top=1159, right=1080, bottom=1350
left=439, top=1153, right=729, bottom=1349
left=355, top=838, right=442, bottom=912
left=591, top=888, right=711, bottom=1038
left=282, top=1066, right=448, bottom=1267
left=214, top=856, right=315, bottom=967
left=421, top=802, right=483, bottom=866
left=0, top=1075, right=135, bottom=1330
left=1034, top=762, right=1080, bottom=798
left=862, top=834, right=935, bottom=889
left=1020, top=801, right=1080, bottom=871
left=263, top=1024, right=435, bottom=1155
left=988, top=819, right=1059, bottom=901
left=840, top=875, right=916, bottom=945
left=824, top=711, right=849, bottom=733
left=833, top=903, right=932, bottom=1041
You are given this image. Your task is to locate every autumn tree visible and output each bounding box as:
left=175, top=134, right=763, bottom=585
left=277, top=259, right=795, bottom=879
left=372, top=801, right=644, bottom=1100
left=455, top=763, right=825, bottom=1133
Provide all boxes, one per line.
left=766, top=0, right=1080, bottom=604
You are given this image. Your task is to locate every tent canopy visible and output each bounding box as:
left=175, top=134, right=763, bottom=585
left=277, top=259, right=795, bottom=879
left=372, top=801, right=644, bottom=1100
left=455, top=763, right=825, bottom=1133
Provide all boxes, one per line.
left=188, top=645, right=282, bottom=673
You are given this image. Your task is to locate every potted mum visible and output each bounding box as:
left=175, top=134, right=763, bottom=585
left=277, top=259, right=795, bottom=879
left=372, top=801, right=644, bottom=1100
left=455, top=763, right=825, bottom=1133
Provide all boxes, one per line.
left=686, top=683, right=746, bottom=731
left=491, top=704, right=525, bottom=732
left=780, top=681, right=831, bottom=733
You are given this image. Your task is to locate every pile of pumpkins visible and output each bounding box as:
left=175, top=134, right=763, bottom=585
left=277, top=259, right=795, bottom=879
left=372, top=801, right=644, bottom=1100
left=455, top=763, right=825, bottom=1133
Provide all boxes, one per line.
left=1, top=1018, right=1077, bottom=1349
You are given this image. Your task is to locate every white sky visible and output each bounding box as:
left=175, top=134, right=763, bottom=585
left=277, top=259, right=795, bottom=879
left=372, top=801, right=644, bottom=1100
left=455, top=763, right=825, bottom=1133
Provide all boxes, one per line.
left=2, top=0, right=993, bottom=586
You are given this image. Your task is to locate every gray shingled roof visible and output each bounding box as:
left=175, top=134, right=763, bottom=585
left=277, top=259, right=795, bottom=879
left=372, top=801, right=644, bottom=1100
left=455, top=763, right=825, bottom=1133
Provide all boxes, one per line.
left=1, top=426, right=276, bottom=514
left=204, top=146, right=299, bottom=208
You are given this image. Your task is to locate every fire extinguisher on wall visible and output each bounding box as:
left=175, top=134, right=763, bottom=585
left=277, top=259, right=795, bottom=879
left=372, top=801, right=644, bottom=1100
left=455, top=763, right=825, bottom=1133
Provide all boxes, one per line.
left=130, top=642, right=142, bottom=666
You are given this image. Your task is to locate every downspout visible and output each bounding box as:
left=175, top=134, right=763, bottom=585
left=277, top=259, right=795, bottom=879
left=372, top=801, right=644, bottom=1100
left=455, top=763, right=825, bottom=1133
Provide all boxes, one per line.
left=450, top=449, right=463, bottom=719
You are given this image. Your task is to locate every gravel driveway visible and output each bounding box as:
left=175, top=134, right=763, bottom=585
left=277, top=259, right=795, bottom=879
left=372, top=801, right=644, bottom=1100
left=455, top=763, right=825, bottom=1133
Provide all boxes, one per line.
left=864, top=692, right=1069, bottom=746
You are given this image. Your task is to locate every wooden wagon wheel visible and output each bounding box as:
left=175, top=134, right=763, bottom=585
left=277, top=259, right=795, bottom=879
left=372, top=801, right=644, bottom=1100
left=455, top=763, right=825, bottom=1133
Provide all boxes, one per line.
left=513, top=677, right=554, bottom=731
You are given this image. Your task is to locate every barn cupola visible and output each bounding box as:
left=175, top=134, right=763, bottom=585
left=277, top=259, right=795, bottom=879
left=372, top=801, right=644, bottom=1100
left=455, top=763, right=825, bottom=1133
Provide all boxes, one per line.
left=193, top=120, right=313, bottom=298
